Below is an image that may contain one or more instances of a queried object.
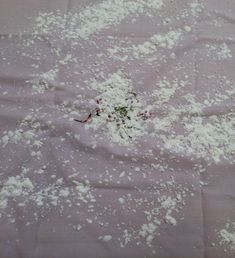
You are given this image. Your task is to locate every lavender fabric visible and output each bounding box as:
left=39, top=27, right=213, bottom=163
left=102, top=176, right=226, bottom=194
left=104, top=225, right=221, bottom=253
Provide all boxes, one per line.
left=0, top=1, right=235, bottom=258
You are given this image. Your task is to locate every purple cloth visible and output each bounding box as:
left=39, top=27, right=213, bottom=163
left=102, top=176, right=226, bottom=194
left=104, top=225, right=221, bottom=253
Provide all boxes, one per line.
left=0, top=1, right=235, bottom=258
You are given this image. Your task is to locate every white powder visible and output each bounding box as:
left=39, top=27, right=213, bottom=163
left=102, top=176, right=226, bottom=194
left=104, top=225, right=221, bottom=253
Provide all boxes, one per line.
left=153, top=78, right=187, bottom=105
left=0, top=176, right=34, bottom=212
left=165, top=214, right=177, bottom=226
left=206, top=43, right=232, bottom=60
left=109, top=30, right=183, bottom=60
left=119, top=179, right=190, bottom=248
left=118, top=197, right=125, bottom=204
left=151, top=30, right=182, bottom=50
left=139, top=222, right=158, bottom=246
left=190, top=2, right=204, bottom=17
left=73, top=180, right=95, bottom=203
left=151, top=86, right=235, bottom=163
left=219, top=223, right=235, bottom=250
left=28, top=68, right=58, bottom=94
left=86, top=71, right=151, bottom=144
left=76, top=0, right=163, bottom=39
left=164, top=113, right=235, bottom=163
left=1, top=113, right=43, bottom=159
left=0, top=167, right=96, bottom=221
left=1, top=0, right=234, bottom=253
left=31, top=0, right=163, bottom=42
